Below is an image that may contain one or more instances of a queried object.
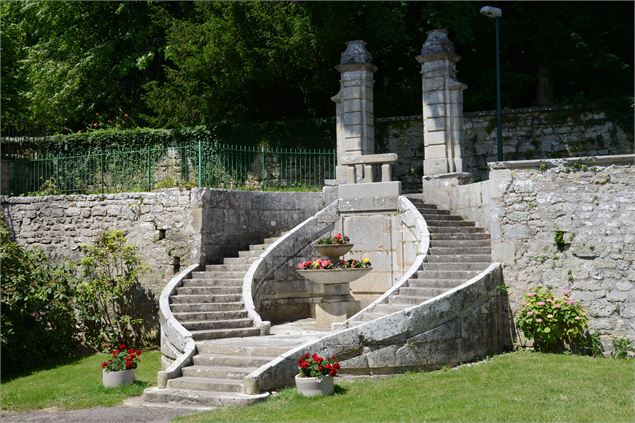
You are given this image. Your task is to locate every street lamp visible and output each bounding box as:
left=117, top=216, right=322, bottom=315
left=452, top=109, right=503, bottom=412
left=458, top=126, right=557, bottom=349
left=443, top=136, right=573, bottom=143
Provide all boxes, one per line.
left=480, top=5, right=503, bottom=161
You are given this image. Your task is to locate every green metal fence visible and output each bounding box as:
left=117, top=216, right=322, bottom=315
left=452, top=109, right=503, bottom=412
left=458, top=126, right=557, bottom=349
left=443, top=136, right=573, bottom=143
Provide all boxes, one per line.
left=10, top=142, right=336, bottom=195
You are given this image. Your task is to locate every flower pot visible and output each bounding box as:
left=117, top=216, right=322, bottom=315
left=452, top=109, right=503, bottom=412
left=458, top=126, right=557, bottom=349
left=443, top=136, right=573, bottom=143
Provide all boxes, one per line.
left=297, top=268, right=372, bottom=285
left=315, top=243, right=353, bottom=261
left=295, top=374, right=335, bottom=397
left=102, top=369, right=135, bottom=388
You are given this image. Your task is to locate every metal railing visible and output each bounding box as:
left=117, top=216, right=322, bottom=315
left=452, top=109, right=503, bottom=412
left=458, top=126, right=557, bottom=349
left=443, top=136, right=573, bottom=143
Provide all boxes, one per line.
left=8, top=142, right=336, bottom=195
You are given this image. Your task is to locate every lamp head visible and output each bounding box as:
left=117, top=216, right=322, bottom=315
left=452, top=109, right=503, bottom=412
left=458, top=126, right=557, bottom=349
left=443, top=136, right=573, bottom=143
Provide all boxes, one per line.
left=480, top=6, right=502, bottom=18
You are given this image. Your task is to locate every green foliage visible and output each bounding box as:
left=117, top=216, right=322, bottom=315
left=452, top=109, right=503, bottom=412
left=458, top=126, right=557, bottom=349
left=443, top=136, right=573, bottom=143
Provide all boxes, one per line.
left=611, top=337, right=634, bottom=359
left=0, top=214, right=78, bottom=379
left=516, top=287, right=589, bottom=353
left=553, top=227, right=567, bottom=251
left=75, top=230, right=146, bottom=351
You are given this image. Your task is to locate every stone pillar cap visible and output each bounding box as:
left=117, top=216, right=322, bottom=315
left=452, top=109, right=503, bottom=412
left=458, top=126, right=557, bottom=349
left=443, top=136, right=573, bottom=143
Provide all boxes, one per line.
left=417, top=28, right=460, bottom=63
left=340, top=40, right=373, bottom=65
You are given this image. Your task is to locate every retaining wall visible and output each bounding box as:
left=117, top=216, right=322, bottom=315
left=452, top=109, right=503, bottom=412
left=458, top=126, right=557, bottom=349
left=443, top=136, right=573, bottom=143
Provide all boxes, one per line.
left=421, top=155, right=635, bottom=345
left=379, top=107, right=633, bottom=189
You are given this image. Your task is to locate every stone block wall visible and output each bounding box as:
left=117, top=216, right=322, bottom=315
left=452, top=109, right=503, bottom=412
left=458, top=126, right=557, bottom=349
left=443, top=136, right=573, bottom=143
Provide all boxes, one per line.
left=378, top=107, right=633, bottom=189
left=421, top=155, right=635, bottom=347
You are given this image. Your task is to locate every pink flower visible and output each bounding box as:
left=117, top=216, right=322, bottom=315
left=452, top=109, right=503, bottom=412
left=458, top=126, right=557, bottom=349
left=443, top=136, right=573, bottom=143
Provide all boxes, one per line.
left=554, top=303, right=561, bottom=308
left=526, top=311, right=533, bottom=316
left=561, top=288, right=570, bottom=295
left=536, top=318, right=543, bottom=323
left=527, top=293, right=536, bottom=297
left=537, top=301, right=546, bottom=306
left=567, top=299, right=575, bottom=305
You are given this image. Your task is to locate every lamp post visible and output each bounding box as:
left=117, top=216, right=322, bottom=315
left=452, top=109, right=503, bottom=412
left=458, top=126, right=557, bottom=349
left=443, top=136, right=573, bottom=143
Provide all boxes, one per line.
left=480, top=5, right=503, bottom=161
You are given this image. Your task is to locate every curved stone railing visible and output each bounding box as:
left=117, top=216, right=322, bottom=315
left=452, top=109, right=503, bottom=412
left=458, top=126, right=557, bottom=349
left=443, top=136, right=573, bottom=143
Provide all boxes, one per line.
left=243, top=200, right=339, bottom=323
left=243, top=263, right=511, bottom=394
left=333, top=196, right=430, bottom=329
left=156, top=263, right=200, bottom=389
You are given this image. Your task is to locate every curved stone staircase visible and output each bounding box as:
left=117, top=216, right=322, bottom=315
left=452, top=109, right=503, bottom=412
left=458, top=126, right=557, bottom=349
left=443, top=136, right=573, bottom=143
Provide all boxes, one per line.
left=349, top=197, right=491, bottom=324
left=145, top=236, right=285, bottom=407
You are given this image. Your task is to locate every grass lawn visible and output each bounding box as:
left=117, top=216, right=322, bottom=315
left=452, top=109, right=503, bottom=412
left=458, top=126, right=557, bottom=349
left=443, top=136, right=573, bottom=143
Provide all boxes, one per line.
left=0, top=351, right=161, bottom=411
left=177, top=351, right=634, bottom=423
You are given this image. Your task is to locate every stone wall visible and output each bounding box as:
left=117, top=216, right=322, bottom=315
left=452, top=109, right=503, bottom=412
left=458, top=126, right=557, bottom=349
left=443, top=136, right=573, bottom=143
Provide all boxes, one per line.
left=379, top=107, right=633, bottom=189
left=1, top=188, right=324, bottom=294
left=421, top=155, right=635, bottom=346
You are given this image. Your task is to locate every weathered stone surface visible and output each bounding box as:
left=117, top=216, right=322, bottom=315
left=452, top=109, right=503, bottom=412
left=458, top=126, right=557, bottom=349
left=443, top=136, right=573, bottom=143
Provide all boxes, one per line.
left=421, top=157, right=634, bottom=346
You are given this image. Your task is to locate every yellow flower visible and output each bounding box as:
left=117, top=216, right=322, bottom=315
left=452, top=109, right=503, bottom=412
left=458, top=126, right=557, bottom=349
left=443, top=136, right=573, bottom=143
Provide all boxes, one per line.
left=362, top=257, right=370, bottom=263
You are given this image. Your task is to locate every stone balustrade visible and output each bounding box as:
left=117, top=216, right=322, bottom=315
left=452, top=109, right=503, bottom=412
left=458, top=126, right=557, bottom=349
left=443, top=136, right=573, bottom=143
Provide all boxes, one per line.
left=340, top=153, right=398, bottom=184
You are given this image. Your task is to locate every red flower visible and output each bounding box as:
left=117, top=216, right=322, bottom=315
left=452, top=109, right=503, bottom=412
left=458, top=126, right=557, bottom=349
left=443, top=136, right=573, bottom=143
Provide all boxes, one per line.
left=317, top=365, right=323, bottom=372
left=303, top=353, right=309, bottom=359
left=136, top=349, right=142, bottom=356
left=126, top=362, right=133, bottom=369
left=297, top=357, right=304, bottom=365
left=329, top=370, right=336, bottom=376
left=101, top=362, right=107, bottom=368
left=334, top=363, right=340, bottom=369
left=128, top=348, right=135, bottom=354
left=299, top=361, right=309, bottom=369
left=119, top=344, right=126, bottom=350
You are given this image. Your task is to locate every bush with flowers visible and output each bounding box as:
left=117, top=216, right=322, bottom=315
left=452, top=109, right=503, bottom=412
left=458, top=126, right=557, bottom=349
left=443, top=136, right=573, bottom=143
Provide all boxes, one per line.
left=297, top=352, right=340, bottom=378
left=297, top=257, right=371, bottom=270
left=101, top=343, right=142, bottom=372
left=316, top=232, right=350, bottom=245
left=516, top=286, right=589, bottom=353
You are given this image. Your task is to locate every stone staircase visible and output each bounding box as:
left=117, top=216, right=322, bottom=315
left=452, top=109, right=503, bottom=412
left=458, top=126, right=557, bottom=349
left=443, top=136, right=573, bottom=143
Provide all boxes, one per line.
left=353, top=198, right=491, bottom=323
left=144, top=236, right=285, bottom=407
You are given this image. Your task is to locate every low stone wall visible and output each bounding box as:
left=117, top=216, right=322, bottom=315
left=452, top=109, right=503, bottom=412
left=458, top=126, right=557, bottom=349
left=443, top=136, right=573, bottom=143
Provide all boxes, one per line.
left=379, top=107, right=633, bottom=188
left=421, top=155, right=635, bottom=346
left=243, top=264, right=511, bottom=394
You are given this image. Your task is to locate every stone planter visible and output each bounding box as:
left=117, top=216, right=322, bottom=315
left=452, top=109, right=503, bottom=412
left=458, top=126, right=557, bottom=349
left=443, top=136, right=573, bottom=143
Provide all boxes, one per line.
left=295, top=374, right=335, bottom=397
left=315, top=243, right=353, bottom=262
left=297, top=268, right=371, bottom=285
left=102, top=369, right=136, bottom=388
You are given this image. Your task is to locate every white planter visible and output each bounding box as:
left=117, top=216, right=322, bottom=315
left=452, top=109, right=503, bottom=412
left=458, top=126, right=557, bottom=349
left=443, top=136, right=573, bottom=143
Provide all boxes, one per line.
left=102, top=369, right=136, bottom=388
left=297, top=268, right=371, bottom=285
left=295, top=374, right=335, bottom=397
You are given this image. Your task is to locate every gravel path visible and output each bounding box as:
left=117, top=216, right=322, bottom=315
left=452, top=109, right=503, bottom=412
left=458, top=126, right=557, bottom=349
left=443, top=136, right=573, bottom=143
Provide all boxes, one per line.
left=0, top=396, right=207, bottom=423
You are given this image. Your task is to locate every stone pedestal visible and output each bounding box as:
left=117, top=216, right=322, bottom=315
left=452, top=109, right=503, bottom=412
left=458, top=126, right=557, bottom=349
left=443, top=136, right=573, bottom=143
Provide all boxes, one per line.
left=316, top=282, right=361, bottom=325
left=332, top=41, right=377, bottom=184
left=416, top=29, right=467, bottom=177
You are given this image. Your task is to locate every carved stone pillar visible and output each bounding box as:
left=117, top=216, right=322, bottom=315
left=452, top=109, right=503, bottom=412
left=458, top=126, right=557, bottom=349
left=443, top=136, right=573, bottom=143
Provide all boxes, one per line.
left=332, top=40, right=377, bottom=183
left=416, top=29, right=468, bottom=176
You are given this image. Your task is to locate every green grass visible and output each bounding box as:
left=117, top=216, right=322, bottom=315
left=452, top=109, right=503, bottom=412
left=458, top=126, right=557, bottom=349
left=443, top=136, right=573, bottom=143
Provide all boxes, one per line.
left=0, top=351, right=161, bottom=411
left=176, top=351, right=634, bottom=423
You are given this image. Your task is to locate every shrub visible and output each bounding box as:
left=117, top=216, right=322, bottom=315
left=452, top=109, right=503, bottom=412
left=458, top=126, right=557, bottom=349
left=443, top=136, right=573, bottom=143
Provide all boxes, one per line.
left=74, top=230, right=146, bottom=350
left=0, top=215, right=78, bottom=378
left=516, top=287, right=589, bottom=353
left=611, top=337, right=634, bottom=359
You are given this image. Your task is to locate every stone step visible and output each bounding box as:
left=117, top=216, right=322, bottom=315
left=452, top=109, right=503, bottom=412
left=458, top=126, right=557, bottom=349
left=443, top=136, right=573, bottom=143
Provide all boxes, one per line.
left=418, top=209, right=451, bottom=216
left=430, top=233, right=490, bottom=241
left=238, top=250, right=260, bottom=258
left=249, top=244, right=268, bottom=252
left=263, top=237, right=281, bottom=244
left=359, top=312, right=390, bottom=322
left=399, top=287, right=449, bottom=297
left=173, top=310, right=249, bottom=322
left=408, top=278, right=466, bottom=288
left=181, top=318, right=253, bottom=332
left=181, top=365, right=257, bottom=380
left=223, top=257, right=258, bottom=265
left=424, top=262, right=489, bottom=271
left=143, top=387, right=267, bottom=407
left=390, top=295, right=433, bottom=305
left=428, top=247, right=491, bottom=255
left=427, top=226, right=483, bottom=233
left=372, top=303, right=409, bottom=314
left=191, top=271, right=245, bottom=279
left=193, top=353, right=276, bottom=368
left=181, top=279, right=243, bottom=287
left=196, top=341, right=295, bottom=357
left=205, top=264, right=252, bottom=272
left=418, top=270, right=482, bottom=279
left=426, top=254, right=491, bottom=263
left=169, top=302, right=245, bottom=313
left=170, top=294, right=243, bottom=304
left=431, top=239, right=491, bottom=248
left=167, top=376, right=243, bottom=393
left=176, top=286, right=242, bottom=296
left=190, top=327, right=261, bottom=341
left=423, top=215, right=464, bottom=221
